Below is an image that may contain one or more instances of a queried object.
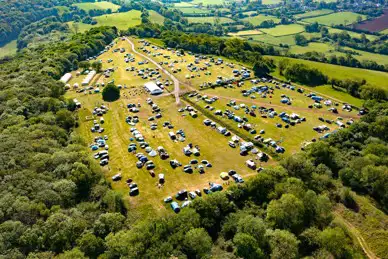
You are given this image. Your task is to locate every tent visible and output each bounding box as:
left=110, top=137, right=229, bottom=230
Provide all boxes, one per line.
left=170, top=202, right=180, bottom=213
left=220, top=172, right=229, bottom=180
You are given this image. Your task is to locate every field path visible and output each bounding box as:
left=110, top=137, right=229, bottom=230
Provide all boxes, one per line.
left=125, top=37, right=182, bottom=105
left=334, top=211, right=380, bottom=259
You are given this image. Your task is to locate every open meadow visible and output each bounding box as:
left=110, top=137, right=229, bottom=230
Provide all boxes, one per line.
left=294, top=9, right=333, bottom=19
left=0, top=40, right=17, bottom=58
left=260, top=24, right=305, bottom=36
left=68, top=10, right=142, bottom=32
left=302, top=12, right=367, bottom=26
left=187, top=16, right=235, bottom=24
left=72, top=1, right=121, bottom=12
left=241, top=15, right=280, bottom=26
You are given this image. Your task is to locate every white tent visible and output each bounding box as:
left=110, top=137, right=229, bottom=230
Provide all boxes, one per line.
left=144, top=81, right=163, bottom=95
left=60, top=73, right=72, bottom=83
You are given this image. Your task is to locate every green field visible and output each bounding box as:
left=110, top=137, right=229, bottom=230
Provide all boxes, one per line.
left=262, top=0, right=282, bottom=4
left=242, top=15, right=280, bottom=26
left=173, top=2, right=196, bottom=7
left=228, top=29, right=263, bottom=37
left=294, top=9, right=334, bottom=19
left=328, top=27, right=379, bottom=41
left=268, top=56, right=388, bottom=92
left=247, top=34, right=297, bottom=46
left=0, top=40, right=17, bottom=58
left=175, top=7, right=212, bottom=15
left=343, top=47, right=388, bottom=65
left=149, top=10, right=165, bottom=25
left=55, top=6, right=70, bottom=15
left=68, top=10, right=141, bottom=32
left=303, top=12, right=367, bottom=26
left=191, top=0, right=226, bottom=5
left=260, top=24, right=305, bottom=36
left=187, top=16, right=235, bottom=24
left=73, top=1, right=121, bottom=12
left=381, top=28, right=388, bottom=34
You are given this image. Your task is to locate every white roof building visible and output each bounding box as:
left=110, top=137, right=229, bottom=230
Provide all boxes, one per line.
left=60, top=73, right=72, bottom=83
left=144, top=81, right=163, bottom=95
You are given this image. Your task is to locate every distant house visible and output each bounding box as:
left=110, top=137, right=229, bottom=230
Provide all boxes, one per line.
left=144, top=81, right=163, bottom=95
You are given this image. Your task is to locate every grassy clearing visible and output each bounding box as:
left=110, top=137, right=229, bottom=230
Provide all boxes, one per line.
left=247, top=34, right=296, bottom=46
left=175, top=7, right=212, bottom=15
left=65, top=39, right=266, bottom=213
left=241, top=15, right=280, bottom=26
left=173, top=2, right=196, bottom=7
left=187, top=17, right=235, bottom=24
left=0, top=40, right=17, bottom=58
left=73, top=1, right=120, bottom=12
left=289, top=42, right=344, bottom=55
left=328, top=27, right=379, bottom=41
left=268, top=56, right=388, bottom=91
left=260, top=24, right=305, bottom=36
left=262, top=0, right=282, bottom=4
left=68, top=10, right=141, bottom=32
left=228, top=30, right=263, bottom=37
left=149, top=10, right=165, bottom=25
left=335, top=195, right=388, bottom=258
left=294, top=9, right=334, bottom=19
left=303, top=12, right=367, bottom=26
left=381, top=28, right=388, bottom=34
left=55, top=6, right=70, bottom=15
left=344, top=47, right=388, bottom=65
left=73, top=1, right=121, bottom=12
left=192, top=0, right=226, bottom=5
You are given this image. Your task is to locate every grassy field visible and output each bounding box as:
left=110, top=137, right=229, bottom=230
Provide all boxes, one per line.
left=187, top=17, right=235, bottom=24
left=149, top=10, right=165, bottom=25
left=268, top=56, right=388, bottom=92
left=55, top=6, right=70, bottom=15
left=73, top=1, right=120, bottom=12
left=65, top=39, right=266, bottom=213
left=192, top=0, right=226, bottom=5
left=247, top=34, right=296, bottom=46
left=228, top=29, right=263, bottom=37
left=294, top=9, right=333, bottom=19
left=303, top=12, right=367, bottom=26
left=260, top=24, right=305, bottom=36
left=344, top=47, right=388, bottom=65
left=335, top=194, right=388, bottom=258
left=0, top=40, right=17, bottom=58
left=173, top=2, right=196, bottom=7
left=242, top=15, right=280, bottom=26
left=175, top=7, right=212, bottom=15
left=289, top=42, right=344, bottom=55
left=328, top=27, right=379, bottom=41
left=381, top=28, right=388, bottom=34
left=262, top=0, right=282, bottom=4
left=68, top=10, right=141, bottom=32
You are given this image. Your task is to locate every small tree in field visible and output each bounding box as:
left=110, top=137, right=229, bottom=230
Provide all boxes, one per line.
left=102, top=84, right=120, bottom=102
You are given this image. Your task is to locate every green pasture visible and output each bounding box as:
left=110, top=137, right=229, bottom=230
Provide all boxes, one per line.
left=247, top=34, right=296, bottom=46
left=0, top=40, right=17, bottom=58
left=268, top=55, right=388, bottom=92
left=228, top=29, right=263, bottom=37
left=187, top=16, right=235, bottom=24
left=241, top=15, right=280, bottom=26
left=262, top=0, right=282, bottom=4
left=260, top=24, right=305, bottom=36
left=68, top=10, right=142, bottom=32
left=328, top=27, right=379, bottom=41
left=175, top=7, right=212, bottom=15
left=294, top=9, right=333, bottom=19
left=72, top=1, right=121, bottom=12
left=303, top=12, right=367, bottom=26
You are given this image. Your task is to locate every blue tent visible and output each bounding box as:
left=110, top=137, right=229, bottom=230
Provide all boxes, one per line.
left=171, top=202, right=181, bottom=213
left=91, top=145, right=98, bottom=151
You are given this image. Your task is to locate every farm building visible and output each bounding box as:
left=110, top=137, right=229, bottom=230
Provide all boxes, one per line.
left=82, top=70, right=96, bottom=86
left=60, top=73, right=72, bottom=83
left=144, top=81, right=163, bottom=95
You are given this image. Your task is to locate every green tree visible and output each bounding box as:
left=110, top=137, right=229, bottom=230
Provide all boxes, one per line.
left=253, top=60, right=270, bottom=77
left=233, top=233, right=264, bottom=259
left=57, top=248, right=87, bottom=259
left=183, top=228, right=212, bottom=258
left=266, top=194, right=305, bottom=233
left=94, top=213, right=125, bottom=238
left=77, top=232, right=105, bottom=258
left=294, top=34, right=308, bottom=46
left=266, top=229, right=299, bottom=259
left=78, top=61, right=90, bottom=71
left=55, top=109, right=75, bottom=130
left=319, top=227, right=351, bottom=258
left=91, top=61, right=102, bottom=73
left=102, top=84, right=120, bottom=102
